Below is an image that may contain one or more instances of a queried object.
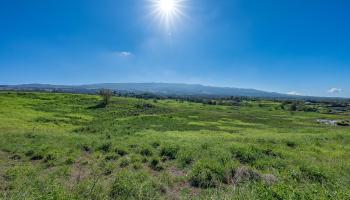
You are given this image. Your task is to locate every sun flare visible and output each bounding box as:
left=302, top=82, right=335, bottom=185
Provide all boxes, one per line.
left=149, top=0, right=186, bottom=31
left=158, top=0, right=176, bottom=14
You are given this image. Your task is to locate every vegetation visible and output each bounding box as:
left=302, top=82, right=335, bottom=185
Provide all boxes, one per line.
left=99, top=89, right=113, bottom=106
left=0, top=92, right=349, bottom=199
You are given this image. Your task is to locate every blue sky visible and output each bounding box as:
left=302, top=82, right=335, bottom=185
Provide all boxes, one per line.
left=0, top=0, right=349, bottom=97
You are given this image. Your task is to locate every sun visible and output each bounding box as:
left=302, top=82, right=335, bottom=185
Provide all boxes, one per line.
left=149, top=0, right=186, bottom=31
left=158, top=0, right=176, bottom=14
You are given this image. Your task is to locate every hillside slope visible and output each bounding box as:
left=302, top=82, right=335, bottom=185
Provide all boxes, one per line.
left=1, top=83, right=289, bottom=98
left=0, top=92, right=349, bottom=199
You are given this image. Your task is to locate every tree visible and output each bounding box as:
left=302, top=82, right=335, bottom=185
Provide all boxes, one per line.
left=280, top=101, right=288, bottom=110
left=289, top=103, right=298, bottom=112
left=99, top=89, right=113, bottom=106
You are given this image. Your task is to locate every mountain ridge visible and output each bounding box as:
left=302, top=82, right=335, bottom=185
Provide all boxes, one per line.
left=0, top=83, right=348, bottom=100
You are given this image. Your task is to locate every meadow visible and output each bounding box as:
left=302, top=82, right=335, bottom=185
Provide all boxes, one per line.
left=0, top=92, right=349, bottom=200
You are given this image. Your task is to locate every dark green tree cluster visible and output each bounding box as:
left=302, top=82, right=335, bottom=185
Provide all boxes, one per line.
left=99, top=89, right=113, bottom=106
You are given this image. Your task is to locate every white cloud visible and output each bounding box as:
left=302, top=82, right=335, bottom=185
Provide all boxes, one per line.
left=286, top=91, right=301, bottom=96
left=117, top=51, right=133, bottom=57
left=328, top=88, right=343, bottom=93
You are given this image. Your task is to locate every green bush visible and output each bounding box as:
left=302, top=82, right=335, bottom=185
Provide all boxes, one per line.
left=30, top=154, right=44, bottom=161
left=140, top=146, right=153, bottom=157
left=98, top=142, right=112, bottom=153
left=337, top=120, right=350, bottom=126
left=132, top=162, right=143, bottom=170
left=109, top=170, right=161, bottom=199
left=230, top=146, right=276, bottom=165
left=64, top=157, right=75, bottom=165
left=103, top=163, right=114, bottom=175
left=160, top=144, right=179, bottom=160
left=105, top=153, right=119, bottom=161
left=115, top=147, right=128, bottom=156
left=286, top=140, right=297, bottom=148
left=119, top=157, right=130, bottom=168
left=189, top=160, right=225, bottom=188
left=10, top=154, right=21, bottom=160
left=25, top=149, right=35, bottom=157
left=80, top=144, right=92, bottom=152
left=151, top=141, right=160, bottom=148
left=99, top=89, right=113, bottom=106
left=300, top=165, right=329, bottom=184
left=149, top=157, right=164, bottom=171
left=43, top=153, right=56, bottom=163
left=231, top=146, right=261, bottom=164
left=178, top=151, right=194, bottom=167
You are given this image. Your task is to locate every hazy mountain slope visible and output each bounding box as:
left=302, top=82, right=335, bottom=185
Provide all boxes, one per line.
left=0, top=83, right=288, bottom=98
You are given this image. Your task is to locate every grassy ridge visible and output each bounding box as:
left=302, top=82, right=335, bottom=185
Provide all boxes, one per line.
left=0, top=92, right=349, bottom=199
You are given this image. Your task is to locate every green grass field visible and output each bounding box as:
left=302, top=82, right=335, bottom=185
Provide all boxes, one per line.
left=0, top=92, right=349, bottom=199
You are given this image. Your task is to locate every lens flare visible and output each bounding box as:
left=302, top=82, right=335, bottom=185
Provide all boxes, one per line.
left=148, top=0, right=186, bottom=32
left=159, top=0, right=176, bottom=13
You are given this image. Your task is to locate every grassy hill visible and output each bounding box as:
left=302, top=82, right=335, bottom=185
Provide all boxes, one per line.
left=0, top=92, right=349, bottom=199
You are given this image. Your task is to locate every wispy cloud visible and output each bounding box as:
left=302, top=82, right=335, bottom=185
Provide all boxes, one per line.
left=328, top=88, right=343, bottom=93
left=287, top=91, right=301, bottom=96
left=117, top=51, right=133, bottom=57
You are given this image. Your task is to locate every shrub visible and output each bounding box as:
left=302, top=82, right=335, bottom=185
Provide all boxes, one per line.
left=98, top=142, right=112, bottom=153
left=132, top=162, right=143, bottom=170
left=337, top=120, right=350, bottom=126
left=103, top=163, right=114, bottom=175
left=105, top=153, right=119, bottom=161
left=109, top=170, right=161, bottom=199
left=151, top=141, right=160, bottom=148
left=81, top=144, right=92, bottom=153
left=115, top=148, right=128, bottom=156
left=300, top=165, right=328, bottom=184
left=119, top=157, right=130, bottom=168
left=286, top=141, right=297, bottom=148
left=30, top=152, right=44, bottom=161
left=231, top=146, right=279, bottom=165
left=201, top=143, right=209, bottom=150
left=4, top=167, right=21, bottom=181
left=129, top=144, right=139, bottom=149
left=140, top=147, right=153, bottom=157
left=99, top=89, right=113, bottom=106
left=149, top=157, right=164, bottom=171
left=178, top=151, right=194, bottom=167
left=130, top=154, right=143, bottom=164
left=160, top=145, right=179, bottom=160
left=189, top=160, right=225, bottom=188
left=44, top=153, right=56, bottom=162
left=135, top=102, right=155, bottom=109
left=231, top=146, right=261, bottom=164
left=222, top=162, right=240, bottom=184
left=10, top=154, right=21, bottom=160
left=142, top=157, right=149, bottom=163
left=25, top=150, right=35, bottom=157
left=65, top=157, right=75, bottom=165
left=290, top=103, right=298, bottom=111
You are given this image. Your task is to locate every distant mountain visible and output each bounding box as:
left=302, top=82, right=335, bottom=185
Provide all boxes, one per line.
left=0, top=83, right=290, bottom=98
left=0, top=83, right=347, bottom=100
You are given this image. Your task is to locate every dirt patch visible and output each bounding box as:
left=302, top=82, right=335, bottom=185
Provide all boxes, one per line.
left=261, top=174, right=278, bottom=185
left=168, top=166, right=187, bottom=177
left=68, top=153, right=92, bottom=188
left=167, top=181, right=201, bottom=200
left=232, top=166, right=261, bottom=185
left=162, top=167, right=200, bottom=199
